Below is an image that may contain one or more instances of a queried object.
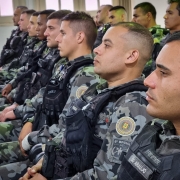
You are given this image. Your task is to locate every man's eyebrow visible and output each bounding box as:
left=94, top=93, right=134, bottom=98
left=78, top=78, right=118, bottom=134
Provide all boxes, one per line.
left=156, top=63, right=171, bottom=71
left=103, top=39, right=113, bottom=44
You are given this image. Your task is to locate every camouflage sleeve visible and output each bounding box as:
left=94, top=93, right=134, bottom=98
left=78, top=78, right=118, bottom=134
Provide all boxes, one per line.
left=13, top=87, right=45, bottom=119
left=48, top=65, right=103, bottom=138
left=68, top=91, right=153, bottom=180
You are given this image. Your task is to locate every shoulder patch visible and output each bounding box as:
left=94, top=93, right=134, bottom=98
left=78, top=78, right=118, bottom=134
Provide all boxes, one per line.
left=116, top=117, right=136, bottom=136
left=76, top=86, right=88, bottom=98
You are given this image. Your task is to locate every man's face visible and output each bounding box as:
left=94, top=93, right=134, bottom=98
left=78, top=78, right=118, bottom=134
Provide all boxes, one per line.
left=96, top=5, right=109, bottom=24
left=93, top=26, right=128, bottom=81
left=44, top=19, right=60, bottom=48
left=36, top=14, right=47, bottom=40
left=144, top=41, right=180, bottom=122
left=109, top=10, right=123, bottom=25
left=12, top=8, right=22, bottom=26
left=132, top=7, right=149, bottom=28
left=56, top=21, right=78, bottom=60
left=164, top=3, right=180, bottom=32
left=27, top=15, right=38, bottom=37
left=18, top=13, right=29, bottom=32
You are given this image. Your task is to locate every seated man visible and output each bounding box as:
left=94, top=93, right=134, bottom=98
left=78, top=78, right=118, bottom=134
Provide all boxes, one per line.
left=20, top=22, right=154, bottom=180
left=118, top=32, right=180, bottom=180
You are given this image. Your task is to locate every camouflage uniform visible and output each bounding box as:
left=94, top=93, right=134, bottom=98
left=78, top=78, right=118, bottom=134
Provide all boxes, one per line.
left=0, top=36, right=41, bottom=85
left=0, top=54, right=101, bottom=162
left=64, top=77, right=153, bottom=180
left=143, top=25, right=169, bottom=77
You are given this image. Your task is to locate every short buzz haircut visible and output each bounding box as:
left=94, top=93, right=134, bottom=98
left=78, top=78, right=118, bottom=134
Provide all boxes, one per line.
left=32, top=11, right=41, bottom=17
left=61, top=11, right=97, bottom=49
left=134, top=2, right=156, bottom=20
left=47, top=10, right=72, bottom=23
left=112, top=22, right=153, bottom=65
left=16, top=6, right=28, bottom=12
left=21, top=9, right=36, bottom=16
left=39, top=9, right=56, bottom=16
left=109, top=5, right=126, bottom=12
left=168, top=0, right=180, bottom=15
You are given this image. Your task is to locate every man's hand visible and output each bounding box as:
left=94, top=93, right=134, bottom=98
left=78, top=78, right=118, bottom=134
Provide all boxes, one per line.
left=0, top=110, right=16, bottom=122
left=2, top=103, right=18, bottom=114
left=2, top=83, right=12, bottom=97
left=19, top=158, right=43, bottom=180
left=19, top=122, right=33, bottom=156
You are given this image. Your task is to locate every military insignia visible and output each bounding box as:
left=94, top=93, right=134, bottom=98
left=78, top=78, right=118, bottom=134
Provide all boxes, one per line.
left=76, top=86, right=88, bottom=98
left=116, top=117, right=135, bottom=136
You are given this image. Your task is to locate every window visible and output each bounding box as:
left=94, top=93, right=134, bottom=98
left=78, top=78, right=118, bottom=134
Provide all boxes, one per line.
left=85, top=0, right=112, bottom=11
left=46, top=0, right=59, bottom=10
left=0, top=0, right=13, bottom=16
left=45, top=0, right=74, bottom=11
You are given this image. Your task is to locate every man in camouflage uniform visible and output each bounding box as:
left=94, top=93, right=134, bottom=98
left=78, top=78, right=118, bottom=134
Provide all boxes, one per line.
left=18, top=22, right=154, bottom=180
left=93, top=4, right=112, bottom=49
left=0, top=10, right=38, bottom=85
left=0, top=11, right=102, bottom=180
left=152, top=0, right=180, bottom=61
left=0, top=6, right=28, bottom=65
left=132, top=2, right=169, bottom=77
left=0, top=8, right=32, bottom=68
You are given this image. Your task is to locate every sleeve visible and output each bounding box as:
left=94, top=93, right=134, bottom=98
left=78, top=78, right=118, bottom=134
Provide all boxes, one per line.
left=68, top=92, right=153, bottom=180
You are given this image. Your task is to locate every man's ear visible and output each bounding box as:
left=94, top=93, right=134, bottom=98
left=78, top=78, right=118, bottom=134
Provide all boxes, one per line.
left=76, top=31, right=85, bottom=44
left=146, top=12, right=152, bottom=21
left=125, top=49, right=139, bottom=65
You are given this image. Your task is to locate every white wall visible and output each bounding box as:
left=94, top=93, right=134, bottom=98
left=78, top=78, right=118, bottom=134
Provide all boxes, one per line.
left=132, top=0, right=168, bottom=28
left=0, top=26, right=14, bottom=51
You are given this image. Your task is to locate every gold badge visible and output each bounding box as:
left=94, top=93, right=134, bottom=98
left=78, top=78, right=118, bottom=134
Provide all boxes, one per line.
left=116, top=117, right=135, bottom=136
left=76, top=86, right=88, bottom=98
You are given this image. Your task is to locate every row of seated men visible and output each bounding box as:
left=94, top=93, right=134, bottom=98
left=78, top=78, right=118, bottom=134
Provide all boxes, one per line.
left=0, top=0, right=179, bottom=179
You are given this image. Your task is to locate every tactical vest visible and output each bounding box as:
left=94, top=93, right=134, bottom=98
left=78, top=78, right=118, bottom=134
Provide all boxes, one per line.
left=7, top=38, right=41, bottom=70
left=117, top=121, right=180, bottom=180
left=0, top=31, right=28, bottom=66
left=41, top=79, right=148, bottom=179
left=32, top=58, right=94, bottom=131
left=14, top=48, right=60, bottom=105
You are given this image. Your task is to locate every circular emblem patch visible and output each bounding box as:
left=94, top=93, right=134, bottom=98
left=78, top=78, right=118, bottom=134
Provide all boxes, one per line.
left=116, top=117, right=135, bottom=136
left=76, top=86, right=88, bottom=98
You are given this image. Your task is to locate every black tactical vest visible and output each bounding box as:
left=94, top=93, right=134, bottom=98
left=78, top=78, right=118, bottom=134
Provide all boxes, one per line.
left=32, top=58, right=94, bottom=131
left=0, top=31, right=28, bottom=66
left=118, top=121, right=180, bottom=180
left=40, top=79, right=148, bottom=179
left=14, top=48, right=60, bottom=105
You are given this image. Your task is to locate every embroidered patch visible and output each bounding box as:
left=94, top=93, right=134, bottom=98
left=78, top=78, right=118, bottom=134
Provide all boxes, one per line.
left=116, top=117, right=135, bottom=136
left=76, top=86, right=88, bottom=98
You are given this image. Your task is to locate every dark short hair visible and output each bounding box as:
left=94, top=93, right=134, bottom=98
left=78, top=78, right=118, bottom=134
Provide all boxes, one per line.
left=109, top=5, right=126, bottom=12
left=134, top=2, right=156, bottom=19
left=62, top=11, right=97, bottom=49
left=168, top=0, right=180, bottom=15
left=47, top=10, right=72, bottom=21
left=16, top=6, right=28, bottom=12
left=39, top=9, right=55, bottom=16
left=32, top=11, right=41, bottom=17
left=113, top=22, right=153, bottom=63
left=22, top=9, right=36, bottom=16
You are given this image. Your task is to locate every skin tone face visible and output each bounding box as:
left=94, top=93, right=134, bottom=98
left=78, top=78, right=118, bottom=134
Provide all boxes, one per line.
left=56, top=21, right=80, bottom=60
left=132, top=7, right=149, bottom=28
left=36, top=14, right=47, bottom=40
left=144, top=41, right=180, bottom=129
left=109, top=10, right=124, bottom=25
left=27, top=15, right=38, bottom=37
left=96, top=5, right=109, bottom=24
left=93, top=26, right=135, bottom=87
left=18, top=13, right=30, bottom=32
left=164, top=2, right=180, bottom=33
left=44, top=19, right=60, bottom=48
left=12, top=8, right=22, bottom=26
